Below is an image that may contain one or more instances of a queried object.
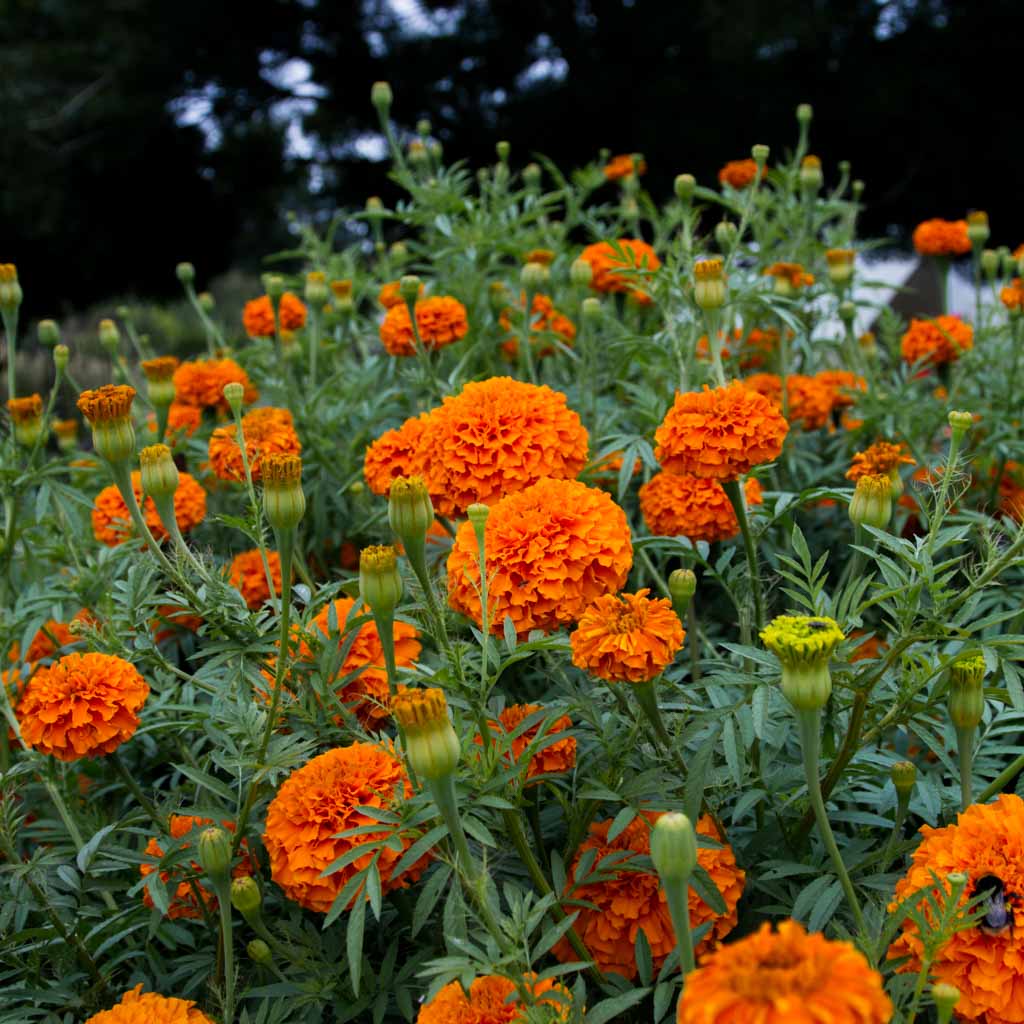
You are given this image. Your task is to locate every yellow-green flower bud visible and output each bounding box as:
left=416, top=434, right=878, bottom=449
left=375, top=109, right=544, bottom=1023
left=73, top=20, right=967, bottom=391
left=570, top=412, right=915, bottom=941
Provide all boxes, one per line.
left=262, top=454, right=305, bottom=531
left=948, top=653, right=986, bottom=730
left=800, top=155, right=823, bottom=195
left=980, top=249, right=999, bottom=281
left=175, top=262, right=196, bottom=285
left=796, top=103, right=813, bottom=125
left=760, top=615, right=845, bottom=711
left=852, top=180, right=865, bottom=201
left=38, top=319, right=60, bottom=347
left=198, top=291, right=215, bottom=313
left=838, top=300, right=857, bottom=325
left=693, top=259, right=727, bottom=311
left=359, top=545, right=402, bottom=618
left=371, top=80, right=393, bottom=113
left=948, top=410, right=973, bottom=438
left=581, top=297, right=602, bottom=323
left=522, top=162, right=542, bottom=189
left=223, top=381, right=245, bottom=417
left=849, top=474, right=893, bottom=530
left=98, top=318, right=120, bottom=356
left=389, top=476, right=434, bottom=551
left=751, top=143, right=770, bottom=168
left=263, top=274, right=285, bottom=301
left=76, top=385, right=136, bottom=464
left=674, top=173, right=696, bottom=203
left=496, top=140, right=510, bottom=162
left=197, top=827, right=232, bottom=885
left=392, top=687, right=460, bottom=781
left=570, top=258, right=593, bottom=288
left=932, top=982, right=960, bottom=1024
left=399, top=275, right=422, bottom=306
left=7, top=394, right=44, bottom=447
left=521, top=261, right=549, bottom=291
left=668, top=568, right=696, bottom=620
left=467, top=502, right=489, bottom=549
left=0, top=264, right=22, bottom=313
left=305, top=270, right=328, bottom=307
left=890, top=760, right=917, bottom=797
left=714, top=220, right=738, bottom=252
left=247, top=939, right=273, bottom=966
left=826, top=249, right=855, bottom=287
left=966, top=211, right=990, bottom=250
left=139, top=444, right=179, bottom=499
left=650, top=812, right=698, bottom=883
left=230, top=876, right=262, bottom=922
left=366, top=195, right=384, bottom=216
left=54, top=344, right=70, bottom=374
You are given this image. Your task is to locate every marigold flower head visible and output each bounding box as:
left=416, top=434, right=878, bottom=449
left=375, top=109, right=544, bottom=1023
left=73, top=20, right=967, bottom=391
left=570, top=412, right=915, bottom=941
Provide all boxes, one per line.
left=92, top=471, right=206, bottom=546
left=77, top=385, right=136, bottom=425
left=913, top=218, right=972, bottom=257
left=229, top=549, right=283, bottom=609
left=379, top=296, right=469, bottom=356
left=640, top=472, right=763, bottom=543
left=7, top=394, right=43, bottom=425
left=476, top=703, right=576, bottom=780
left=53, top=418, right=78, bottom=442
left=263, top=743, right=427, bottom=913
left=1001, top=278, right=1023, bottom=314
left=208, top=407, right=301, bottom=483
left=604, top=153, right=646, bottom=181
left=523, top=248, right=556, bottom=266
left=499, top=292, right=576, bottom=360
left=140, top=356, right=180, bottom=383
left=678, top=919, right=892, bottom=1024
left=151, top=605, right=203, bottom=643
left=378, top=279, right=420, bottom=308
left=363, top=413, right=431, bottom=496
left=417, top=974, right=571, bottom=1024
left=570, top=589, right=684, bottom=683
left=718, top=159, right=759, bottom=189
left=154, top=401, right=202, bottom=442
left=901, top=315, right=974, bottom=366
left=552, top=812, right=744, bottom=979
left=7, top=616, right=86, bottom=664
left=995, top=460, right=1024, bottom=522
left=654, top=381, right=789, bottom=480
left=763, top=262, right=815, bottom=290
left=242, top=292, right=307, bottom=337
left=889, top=794, right=1024, bottom=1023
left=83, top=985, right=215, bottom=1024
left=761, top=615, right=845, bottom=667
left=172, top=359, right=257, bottom=410
left=847, top=441, right=915, bottom=485
left=743, top=373, right=835, bottom=431
left=16, top=652, right=148, bottom=761
left=448, top=478, right=632, bottom=637
left=815, top=369, right=866, bottom=410
left=579, top=239, right=660, bottom=304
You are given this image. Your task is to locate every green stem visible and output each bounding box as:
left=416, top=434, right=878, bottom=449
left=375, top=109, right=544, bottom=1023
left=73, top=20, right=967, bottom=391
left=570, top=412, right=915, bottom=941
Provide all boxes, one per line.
left=215, top=880, right=236, bottom=1024
left=956, top=725, right=974, bottom=811
left=663, top=877, right=696, bottom=978
left=3, top=308, right=18, bottom=399
left=308, top=307, right=321, bottom=390
left=703, top=309, right=726, bottom=388
left=878, top=790, right=910, bottom=874
left=257, top=531, right=294, bottom=762
left=687, top=600, right=702, bottom=682
left=925, top=429, right=963, bottom=560
left=722, top=479, right=765, bottom=631
left=520, top=289, right=538, bottom=385
left=977, top=750, right=1024, bottom=803
left=111, top=750, right=163, bottom=824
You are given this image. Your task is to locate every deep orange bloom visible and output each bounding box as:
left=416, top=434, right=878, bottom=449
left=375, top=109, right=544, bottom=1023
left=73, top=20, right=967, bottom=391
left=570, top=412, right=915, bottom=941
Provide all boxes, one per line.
left=849, top=629, right=888, bottom=663
left=92, top=471, right=206, bottom=546
left=992, top=460, right=1024, bottom=522
left=654, top=381, right=789, bottom=479
left=913, top=218, right=971, bottom=256
left=263, top=743, right=427, bottom=914
left=889, top=794, right=1024, bottom=1023
left=172, top=359, right=258, bottom=410
left=522, top=248, right=556, bottom=266
left=763, top=262, right=815, bottom=289
left=379, top=296, right=469, bottom=356
left=499, top=292, right=576, bottom=360
left=83, top=985, right=215, bottom=1024
left=678, top=920, right=892, bottom=1024
left=579, top=239, right=660, bottom=303
left=207, top=407, right=301, bottom=482
left=447, top=478, right=632, bottom=637
left=718, top=159, right=759, bottom=189
left=1001, top=278, right=1023, bottom=313
left=363, top=413, right=431, bottom=496
left=743, top=373, right=835, bottom=431
left=1015, top=244, right=1024, bottom=260
left=815, top=370, right=866, bottom=410
left=640, top=472, right=763, bottom=543
left=604, top=154, right=646, bottom=181
left=6, top=617, right=84, bottom=664
left=417, top=974, right=571, bottom=1023
left=552, top=813, right=744, bottom=979
left=846, top=441, right=915, bottom=483
left=229, top=549, right=284, bottom=609
left=476, top=703, right=576, bottom=780
left=17, top=653, right=149, bottom=761
left=378, top=279, right=422, bottom=308
left=242, top=293, right=307, bottom=337
left=77, top=385, right=135, bottom=424
left=901, top=315, right=974, bottom=366
left=151, top=605, right=203, bottom=643
left=151, top=401, right=203, bottom=442
left=7, top=394, right=42, bottom=424
left=570, top=589, right=684, bottom=683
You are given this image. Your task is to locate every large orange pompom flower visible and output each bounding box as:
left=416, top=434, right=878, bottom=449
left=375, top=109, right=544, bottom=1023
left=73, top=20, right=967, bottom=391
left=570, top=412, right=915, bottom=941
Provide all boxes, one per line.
left=553, top=812, right=744, bottom=979
left=743, top=373, right=835, bottom=431
left=718, top=159, right=759, bottom=189
left=263, top=743, right=428, bottom=914
left=499, top=292, right=576, bottom=360
left=242, top=293, right=308, bottom=337
left=654, top=382, right=789, bottom=480
left=476, top=703, right=576, bottom=780
left=640, top=472, right=763, bottom=543
left=363, top=413, right=431, bottom=495
left=901, top=315, right=974, bottom=366
left=570, top=589, right=684, bottom=683
left=913, top=218, right=971, bottom=256
left=16, top=652, right=149, bottom=761
left=889, top=794, right=1024, bottom=1024
left=678, top=919, right=892, bottom=1024
left=207, top=407, right=301, bottom=482
left=417, top=974, right=571, bottom=1024
left=91, top=471, right=206, bottom=546
left=447, top=478, right=632, bottom=637
left=379, top=296, right=469, bottom=356
left=172, top=359, right=257, bottom=410
left=579, top=239, right=660, bottom=303
left=229, top=549, right=283, bottom=609
left=84, top=985, right=215, bottom=1024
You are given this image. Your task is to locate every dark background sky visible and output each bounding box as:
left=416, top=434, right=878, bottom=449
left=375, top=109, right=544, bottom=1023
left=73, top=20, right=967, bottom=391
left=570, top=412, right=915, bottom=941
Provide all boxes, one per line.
left=2, top=0, right=1020, bottom=316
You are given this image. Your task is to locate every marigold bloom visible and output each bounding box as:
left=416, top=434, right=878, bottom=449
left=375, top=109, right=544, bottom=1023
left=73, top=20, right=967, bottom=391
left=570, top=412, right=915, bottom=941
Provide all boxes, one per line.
left=570, top=589, right=684, bottom=683
left=849, top=629, right=888, bottom=663
left=378, top=279, right=421, bottom=308
left=6, top=615, right=88, bottom=664
left=207, top=407, right=301, bottom=483
left=77, top=384, right=136, bottom=425
left=523, top=248, right=556, bottom=266
left=901, top=315, right=974, bottom=366
left=152, top=605, right=203, bottom=643
left=995, top=461, right=1024, bottom=522
left=913, top=218, right=972, bottom=257
left=889, top=794, right=1024, bottom=1023
left=418, top=974, right=571, bottom=1023
left=242, top=292, right=307, bottom=337
left=579, top=239, right=660, bottom=304
left=743, top=373, right=835, bottom=430
left=447, top=478, right=632, bottom=637
left=477, top=703, right=576, bottom=780
left=640, top=473, right=763, bottom=543
left=84, top=985, right=214, bottom=1024
left=815, top=369, right=866, bottom=410
left=604, top=153, right=646, bottom=181
left=229, top=549, right=283, bottom=609
left=763, top=262, right=815, bottom=290
left=499, top=292, right=576, bottom=360
left=92, top=470, right=206, bottom=546
left=552, top=813, right=744, bottom=979
left=847, top=441, right=915, bottom=484
left=153, top=401, right=203, bottom=441
left=718, top=159, right=759, bottom=189
left=678, top=919, right=892, bottom=1024
left=1001, top=278, right=1023, bottom=313
left=140, top=356, right=179, bottom=383
left=172, top=359, right=258, bottom=410
left=363, top=413, right=431, bottom=496
left=654, top=381, right=789, bottom=480
left=17, top=652, right=149, bottom=761
left=379, top=296, right=469, bottom=356
left=7, top=393, right=42, bottom=425
left=263, top=743, right=427, bottom=913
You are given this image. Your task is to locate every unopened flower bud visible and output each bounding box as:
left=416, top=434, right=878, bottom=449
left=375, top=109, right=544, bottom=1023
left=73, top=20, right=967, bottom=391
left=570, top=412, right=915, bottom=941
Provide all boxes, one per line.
left=521, top=261, right=549, bottom=291
left=53, top=418, right=78, bottom=453
left=175, top=262, right=195, bottom=285
left=263, top=274, right=285, bottom=301
left=890, top=760, right=917, bottom=797
left=467, top=502, right=489, bottom=548
left=826, top=249, right=855, bottom=287
left=408, top=139, right=428, bottom=165
left=693, top=259, right=727, bottom=311
left=570, top=258, right=593, bottom=288
left=222, top=381, right=245, bottom=417
left=932, top=982, right=960, bottom=1024
left=230, top=876, right=263, bottom=922
left=198, top=291, right=215, bottom=312
left=761, top=615, right=844, bottom=711
left=668, top=568, right=696, bottom=620
left=799, top=155, right=823, bottom=195
left=360, top=545, right=402, bottom=618
left=948, top=653, right=986, bottom=730
left=838, top=300, right=857, bottom=325
left=389, top=476, right=435, bottom=553
left=366, top=195, right=384, bottom=216
left=522, top=162, right=542, bottom=189
left=262, top=454, right=305, bottom=531
left=371, top=81, right=393, bottom=113
left=858, top=331, right=877, bottom=357
left=399, top=275, right=422, bottom=306
left=0, top=264, right=22, bottom=312
left=966, top=211, right=990, bottom=250
left=139, top=444, right=179, bottom=499
left=496, top=140, right=510, bottom=162
left=796, top=103, right=813, bottom=125
left=247, top=939, right=273, bottom=966
left=980, top=249, right=1000, bottom=281
left=305, top=271, right=328, bottom=307
left=849, top=474, right=892, bottom=530
left=54, top=344, right=70, bottom=373
left=714, top=220, right=738, bottom=252
left=392, top=687, right=460, bottom=781
left=197, top=827, right=232, bottom=885
left=581, top=297, right=602, bottom=323
left=76, top=385, right=136, bottom=463
left=751, top=144, right=770, bottom=168
left=140, top=356, right=179, bottom=409
left=38, top=319, right=60, bottom=347
left=416, top=118, right=431, bottom=138
left=948, top=410, right=973, bottom=437
left=650, top=812, right=698, bottom=883
left=98, top=318, right=120, bottom=356
left=7, top=395, right=44, bottom=447
left=852, top=180, right=865, bottom=201
left=674, top=173, right=696, bottom=203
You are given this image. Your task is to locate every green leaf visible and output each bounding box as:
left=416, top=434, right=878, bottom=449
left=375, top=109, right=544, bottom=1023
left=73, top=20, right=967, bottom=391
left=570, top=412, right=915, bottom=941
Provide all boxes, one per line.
left=585, top=988, right=651, bottom=1024
left=347, top=893, right=366, bottom=995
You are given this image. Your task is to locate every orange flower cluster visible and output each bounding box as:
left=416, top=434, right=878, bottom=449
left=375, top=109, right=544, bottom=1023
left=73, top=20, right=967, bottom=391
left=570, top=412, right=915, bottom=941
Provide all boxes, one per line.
left=743, top=373, right=836, bottom=430
left=172, top=359, right=258, bottom=410
left=570, top=589, right=684, bottom=683
left=640, top=473, right=763, bottom=543
left=140, top=815, right=251, bottom=920
left=763, top=262, right=815, bottom=290
left=418, top=974, right=570, bottom=1023
left=846, top=441, right=915, bottom=483
left=242, top=292, right=308, bottom=337
left=479, top=703, right=576, bottom=780
left=718, top=159, right=759, bottom=189
left=900, top=315, right=974, bottom=366
left=7, top=393, right=42, bottom=424
left=17, top=652, right=149, bottom=761
left=263, top=743, right=428, bottom=914
left=447, top=478, right=632, bottom=637
left=678, top=920, right=892, bottom=1024
left=84, top=985, right=214, bottom=1024
left=208, top=407, right=301, bottom=482
left=92, top=471, right=206, bottom=546
left=7, top=616, right=84, bottom=664
left=604, top=154, right=646, bottom=181
left=1001, top=278, right=1023, bottom=313
left=913, top=218, right=971, bottom=256
left=578, top=239, right=660, bottom=304
left=996, top=461, right=1024, bottom=522
left=228, top=549, right=283, bottom=609
left=553, top=812, right=744, bottom=979
left=889, top=794, right=1024, bottom=1023
left=379, top=296, right=469, bottom=356
left=654, top=381, right=789, bottom=479
left=499, top=292, right=576, bottom=360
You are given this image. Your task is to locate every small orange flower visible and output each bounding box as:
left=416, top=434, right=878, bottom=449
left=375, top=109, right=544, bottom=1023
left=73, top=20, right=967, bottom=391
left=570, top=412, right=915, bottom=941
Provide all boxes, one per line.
left=718, top=159, right=759, bottom=189
left=140, top=356, right=179, bottom=383
left=743, top=373, right=835, bottom=431
left=913, top=218, right=972, bottom=257
left=417, top=974, right=571, bottom=1023
left=522, top=248, right=556, bottom=266
left=379, top=279, right=421, bottom=308
left=815, top=369, right=866, bottom=410
left=91, top=471, right=206, bottom=546
left=995, top=460, right=1024, bottom=522
left=476, top=703, right=576, bottom=780
left=228, top=549, right=284, bottom=609
left=77, top=384, right=136, bottom=425
left=151, top=401, right=203, bottom=442
left=83, top=985, right=215, bottom=1024
left=499, top=292, right=576, bottom=360
left=172, top=359, right=258, bottom=410
left=570, top=589, right=684, bottom=683
left=379, top=296, right=469, bottom=356
left=242, top=292, right=307, bottom=337
left=579, top=239, right=660, bottom=303
left=654, top=381, right=789, bottom=480
left=678, top=919, right=892, bottom=1024
left=17, top=653, right=149, bottom=761
left=207, top=407, right=301, bottom=482
left=763, top=262, right=815, bottom=290
left=901, top=315, right=974, bottom=366
left=7, top=617, right=84, bottom=664
left=640, top=472, right=763, bottom=543
left=7, top=393, right=42, bottom=424
left=846, top=441, right=915, bottom=483
left=1001, top=278, right=1023, bottom=313
left=604, top=153, right=646, bottom=181
left=363, top=413, right=431, bottom=496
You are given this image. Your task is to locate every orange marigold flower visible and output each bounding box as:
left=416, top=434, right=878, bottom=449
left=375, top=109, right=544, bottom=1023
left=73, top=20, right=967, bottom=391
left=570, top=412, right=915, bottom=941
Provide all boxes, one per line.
left=7, top=617, right=83, bottom=664
left=152, top=605, right=203, bottom=643
left=604, top=153, right=646, bottom=181
left=418, top=974, right=571, bottom=1024
left=77, top=384, right=135, bottom=425
left=763, top=262, right=815, bottom=290
left=570, top=589, right=684, bottom=683
left=476, top=703, right=576, bottom=780
left=816, top=369, right=866, bottom=409
left=678, top=919, right=892, bottom=1024
left=849, top=629, right=888, bottom=663
left=847, top=441, right=915, bottom=483
left=579, top=239, right=660, bottom=303
left=16, top=652, right=149, bottom=761
left=1015, top=244, right=1024, bottom=260
left=363, top=413, right=431, bottom=496
left=1001, top=278, right=1023, bottom=313
left=742, top=327, right=779, bottom=369
left=243, top=292, right=307, bottom=337
left=889, top=794, right=1024, bottom=1023
left=150, top=401, right=203, bottom=442
left=522, top=248, right=556, bottom=266
left=140, top=815, right=252, bottom=920
left=263, top=743, right=427, bottom=913
left=140, top=356, right=179, bottom=383
left=640, top=472, right=763, bottom=543
left=743, top=373, right=835, bottom=431
left=207, top=406, right=301, bottom=483
left=995, top=460, right=1024, bottom=523
left=83, top=985, right=214, bottom=1024
left=7, top=393, right=43, bottom=424
left=229, top=549, right=284, bottom=609
left=718, top=158, right=759, bottom=190
left=378, top=280, right=419, bottom=308
left=654, top=381, right=789, bottom=479
left=379, top=296, right=469, bottom=356
left=499, top=292, right=576, bottom=360
left=913, top=218, right=972, bottom=257
left=552, top=812, right=744, bottom=979
left=901, top=315, right=974, bottom=366
left=172, top=359, right=258, bottom=410
left=92, top=470, right=206, bottom=546
left=447, top=478, right=632, bottom=637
